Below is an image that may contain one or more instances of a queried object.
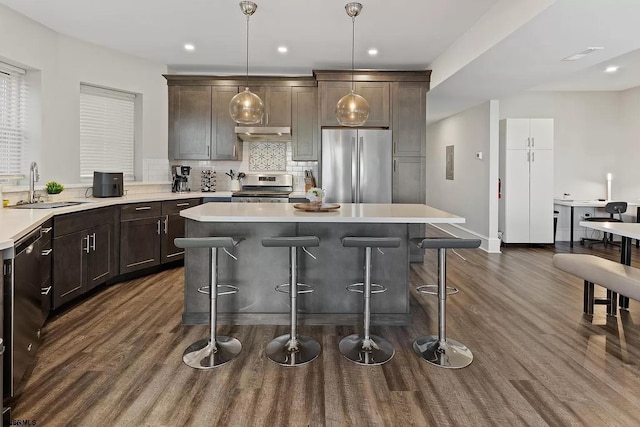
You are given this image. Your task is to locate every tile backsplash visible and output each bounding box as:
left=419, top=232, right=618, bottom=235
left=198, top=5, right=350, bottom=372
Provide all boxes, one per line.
left=249, top=142, right=287, bottom=171
left=173, top=141, right=318, bottom=192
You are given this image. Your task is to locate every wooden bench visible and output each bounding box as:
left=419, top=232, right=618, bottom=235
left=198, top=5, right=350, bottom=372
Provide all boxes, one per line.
left=553, top=254, right=640, bottom=316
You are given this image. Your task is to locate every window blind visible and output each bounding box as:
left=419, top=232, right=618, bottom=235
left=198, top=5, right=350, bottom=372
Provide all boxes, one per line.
left=80, top=84, right=135, bottom=180
left=0, top=63, right=27, bottom=175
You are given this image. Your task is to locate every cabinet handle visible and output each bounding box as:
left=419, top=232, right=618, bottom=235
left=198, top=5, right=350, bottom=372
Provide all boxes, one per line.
left=531, top=152, right=535, bottom=162
left=527, top=152, right=530, bottom=162
left=531, top=137, right=535, bottom=147
left=84, top=234, right=90, bottom=253
left=41, top=249, right=53, bottom=256
left=41, top=286, right=52, bottom=296
left=0, top=338, right=4, bottom=355
left=266, top=113, right=269, bottom=124
left=233, top=144, right=237, bottom=158
left=91, top=232, right=96, bottom=251
left=41, top=227, right=52, bottom=234
left=176, top=202, right=190, bottom=207
left=135, top=206, right=151, bottom=211
left=157, top=219, right=161, bottom=235
left=393, top=159, right=397, bottom=173
left=27, top=343, right=32, bottom=352
left=164, top=215, right=168, bottom=234
left=527, top=137, right=530, bottom=147
left=207, top=145, right=210, bottom=157
left=394, top=141, right=397, bottom=154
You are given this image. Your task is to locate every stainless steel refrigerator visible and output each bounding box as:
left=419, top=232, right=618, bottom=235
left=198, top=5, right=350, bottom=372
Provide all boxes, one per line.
left=321, top=129, right=392, bottom=203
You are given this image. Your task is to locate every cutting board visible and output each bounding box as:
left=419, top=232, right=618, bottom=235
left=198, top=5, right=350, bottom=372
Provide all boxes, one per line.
left=293, top=203, right=340, bottom=212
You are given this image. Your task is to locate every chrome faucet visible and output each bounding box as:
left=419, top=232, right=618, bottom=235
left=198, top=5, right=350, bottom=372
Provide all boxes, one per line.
left=29, top=161, right=39, bottom=203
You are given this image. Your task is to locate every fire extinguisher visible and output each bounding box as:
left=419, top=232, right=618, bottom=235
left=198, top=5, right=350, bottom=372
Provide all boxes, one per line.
left=498, top=178, right=502, bottom=199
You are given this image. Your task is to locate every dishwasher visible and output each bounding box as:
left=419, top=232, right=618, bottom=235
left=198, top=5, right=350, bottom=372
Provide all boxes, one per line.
left=3, top=226, right=42, bottom=398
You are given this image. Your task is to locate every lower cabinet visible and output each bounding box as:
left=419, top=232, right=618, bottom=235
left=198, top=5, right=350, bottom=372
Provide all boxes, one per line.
left=120, top=199, right=201, bottom=274
left=393, top=157, right=426, bottom=204
left=52, top=207, right=118, bottom=309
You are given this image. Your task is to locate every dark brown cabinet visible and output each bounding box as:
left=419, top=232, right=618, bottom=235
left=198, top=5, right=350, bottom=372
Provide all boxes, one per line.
left=393, top=157, right=426, bottom=204
left=291, top=86, right=318, bottom=161
left=120, top=202, right=162, bottom=274
left=248, top=86, right=292, bottom=127
left=161, top=199, right=201, bottom=263
left=168, top=85, right=239, bottom=160
left=392, top=82, right=427, bottom=157
left=52, top=207, right=118, bottom=309
left=319, top=81, right=390, bottom=127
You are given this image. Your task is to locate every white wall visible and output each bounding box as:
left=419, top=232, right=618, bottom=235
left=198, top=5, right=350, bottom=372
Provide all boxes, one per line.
left=0, top=4, right=168, bottom=184
left=426, top=100, right=500, bottom=252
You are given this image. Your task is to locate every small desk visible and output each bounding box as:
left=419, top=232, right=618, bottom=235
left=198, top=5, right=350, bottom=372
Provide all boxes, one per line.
left=580, top=221, right=640, bottom=309
left=555, top=200, right=640, bottom=247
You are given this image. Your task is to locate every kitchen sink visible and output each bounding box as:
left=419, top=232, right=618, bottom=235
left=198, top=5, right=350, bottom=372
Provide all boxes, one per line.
left=12, top=201, right=90, bottom=209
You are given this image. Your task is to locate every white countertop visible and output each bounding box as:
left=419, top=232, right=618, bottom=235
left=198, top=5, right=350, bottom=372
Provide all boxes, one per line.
left=579, top=221, right=640, bottom=239
left=180, top=202, right=465, bottom=224
left=0, top=191, right=231, bottom=251
left=555, top=199, right=640, bottom=208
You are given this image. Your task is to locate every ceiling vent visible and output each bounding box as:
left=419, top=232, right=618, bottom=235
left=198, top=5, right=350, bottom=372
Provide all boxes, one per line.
left=562, top=47, right=604, bottom=61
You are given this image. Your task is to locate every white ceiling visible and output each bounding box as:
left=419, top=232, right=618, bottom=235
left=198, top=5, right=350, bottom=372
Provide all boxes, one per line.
left=2, top=0, right=640, bottom=123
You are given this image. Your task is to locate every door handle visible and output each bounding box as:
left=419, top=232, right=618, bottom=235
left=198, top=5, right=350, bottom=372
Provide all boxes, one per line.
left=351, top=136, right=357, bottom=203
left=531, top=137, right=535, bottom=147
left=41, top=286, right=52, bottom=296
left=41, top=227, right=52, bottom=234
left=233, top=144, right=237, bottom=158
left=84, top=234, right=90, bottom=253
left=527, top=137, right=530, bottom=147
left=41, top=249, right=53, bottom=256
left=157, top=219, right=161, bottom=235
left=393, top=159, right=397, bottom=173
left=531, top=151, right=535, bottom=162
left=90, top=232, right=96, bottom=251
left=176, top=202, right=190, bottom=207
left=135, top=206, right=151, bottom=211
left=164, top=215, right=168, bottom=234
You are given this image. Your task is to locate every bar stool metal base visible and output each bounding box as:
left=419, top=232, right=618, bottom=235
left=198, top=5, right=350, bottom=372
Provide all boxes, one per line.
left=266, top=334, right=321, bottom=366
left=183, top=336, right=242, bottom=369
left=413, top=335, right=473, bottom=369
left=339, top=334, right=395, bottom=366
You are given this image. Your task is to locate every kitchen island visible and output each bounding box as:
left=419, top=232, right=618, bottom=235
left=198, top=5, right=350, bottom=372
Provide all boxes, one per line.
left=180, top=203, right=464, bottom=325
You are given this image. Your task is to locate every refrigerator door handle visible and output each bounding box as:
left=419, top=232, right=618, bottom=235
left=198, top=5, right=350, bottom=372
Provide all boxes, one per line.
left=351, top=136, right=358, bottom=203
left=358, top=135, right=364, bottom=203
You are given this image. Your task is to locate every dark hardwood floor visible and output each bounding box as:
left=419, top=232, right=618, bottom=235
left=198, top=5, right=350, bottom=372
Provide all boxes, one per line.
left=11, top=237, right=640, bottom=426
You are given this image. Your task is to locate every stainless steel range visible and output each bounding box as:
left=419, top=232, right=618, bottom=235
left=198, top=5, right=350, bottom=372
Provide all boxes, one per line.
left=231, top=174, right=292, bottom=203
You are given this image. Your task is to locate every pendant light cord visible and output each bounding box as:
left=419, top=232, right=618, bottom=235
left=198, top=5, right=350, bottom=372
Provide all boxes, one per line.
left=246, top=15, right=250, bottom=89
left=351, top=16, right=355, bottom=92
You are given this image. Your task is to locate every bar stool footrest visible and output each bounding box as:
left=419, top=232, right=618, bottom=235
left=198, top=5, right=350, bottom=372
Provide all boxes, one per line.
left=416, top=284, right=459, bottom=296
left=275, top=283, right=315, bottom=294
left=346, top=282, right=387, bottom=294
left=197, top=284, right=239, bottom=296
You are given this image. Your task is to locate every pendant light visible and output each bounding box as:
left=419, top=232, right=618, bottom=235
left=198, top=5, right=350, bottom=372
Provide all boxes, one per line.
left=229, top=1, right=264, bottom=124
left=335, top=2, right=369, bottom=127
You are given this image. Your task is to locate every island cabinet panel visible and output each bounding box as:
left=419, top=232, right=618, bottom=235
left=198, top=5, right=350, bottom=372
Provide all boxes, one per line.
left=119, top=202, right=162, bottom=274
left=160, top=198, right=201, bottom=263
left=291, top=86, right=318, bottom=161
left=392, top=82, right=427, bottom=157
left=247, top=86, right=292, bottom=127
left=319, top=81, right=390, bottom=127
left=52, top=207, right=118, bottom=309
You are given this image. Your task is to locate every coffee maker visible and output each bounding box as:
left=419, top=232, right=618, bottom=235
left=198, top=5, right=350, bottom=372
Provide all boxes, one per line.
left=172, top=165, right=191, bottom=193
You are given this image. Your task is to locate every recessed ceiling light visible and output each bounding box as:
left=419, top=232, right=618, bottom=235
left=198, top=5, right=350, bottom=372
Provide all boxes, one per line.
left=562, top=46, right=604, bottom=61
left=277, top=46, right=288, bottom=54
left=605, top=65, right=619, bottom=73
left=368, top=48, right=378, bottom=56
left=184, top=43, right=195, bottom=51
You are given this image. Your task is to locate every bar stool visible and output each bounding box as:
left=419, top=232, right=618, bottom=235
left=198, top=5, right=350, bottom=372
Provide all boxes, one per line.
left=340, top=236, right=401, bottom=366
left=262, top=236, right=321, bottom=366
left=411, top=237, right=480, bottom=369
left=174, top=237, right=243, bottom=369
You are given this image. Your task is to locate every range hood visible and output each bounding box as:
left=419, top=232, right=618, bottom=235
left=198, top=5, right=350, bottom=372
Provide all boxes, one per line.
left=235, top=126, right=292, bottom=142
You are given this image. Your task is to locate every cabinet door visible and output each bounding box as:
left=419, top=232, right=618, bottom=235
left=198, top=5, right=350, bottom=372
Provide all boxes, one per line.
left=291, top=86, right=318, bottom=161
left=319, top=81, right=390, bottom=127
left=211, top=86, right=240, bottom=160
left=120, top=217, right=161, bottom=274
left=355, top=82, right=390, bottom=128
left=503, top=149, right=531, bottom=243
left=87, top=223, right=115, bottom=290
left=529, top=149, right=554, bottom=243
left=392, top=82, right=426, bottom=156
left=265, top=86, right=291, bottom=126
left=169, top=86, right=212, bottom=160
left=52, top=230, right=87, bottom=308
left=504, top=119, right=531, bottom=150
left=392, top=157, right=425, bottom=204
left=530, top=119, right=554, bottom=150
left=162, top=213, right=185, bottom=263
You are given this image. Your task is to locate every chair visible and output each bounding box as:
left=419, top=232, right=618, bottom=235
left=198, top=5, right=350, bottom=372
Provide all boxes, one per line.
left=580, top=201, right=627, bottom=249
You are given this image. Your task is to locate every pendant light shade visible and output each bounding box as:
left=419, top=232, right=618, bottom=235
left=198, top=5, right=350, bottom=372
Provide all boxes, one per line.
left=336, top=2, right=369, bottom=127
left=229, top=1, right=264, bottom=124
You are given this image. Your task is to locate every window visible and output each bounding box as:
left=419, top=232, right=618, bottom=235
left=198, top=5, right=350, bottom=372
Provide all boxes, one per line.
left=80, top=84, right=135, bottom=180
left=0, top=62, right=27, bottom=175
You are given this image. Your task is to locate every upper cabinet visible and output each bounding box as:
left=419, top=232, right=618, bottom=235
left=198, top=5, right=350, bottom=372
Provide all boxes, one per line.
left=168, top=84, right=239, bottom=160
left=318, top=81, right=390, bottom=128
left=291, top=86, right=318, bottom=161
left=503, top=118, right=554, bottom=150
left=248, top=86, right=292, bottom=127
left=392, top=82, right=427, bottom=157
